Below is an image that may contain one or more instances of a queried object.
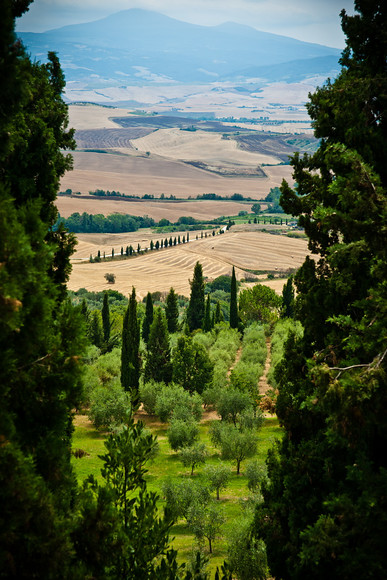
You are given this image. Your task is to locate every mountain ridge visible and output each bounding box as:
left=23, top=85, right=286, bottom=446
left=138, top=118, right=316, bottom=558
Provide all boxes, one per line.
left=19, top=9, right=341, bottom=87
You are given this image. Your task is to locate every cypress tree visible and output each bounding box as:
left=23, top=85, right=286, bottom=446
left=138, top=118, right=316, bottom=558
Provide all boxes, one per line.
left=102, top=291, right=110, bottom=344
left=144, top=308, right=172, bottom=384
left=165, top=287, right=179, bottom=333
left=214, top=300, right=224, bottom=324
left=254, top=3, right=387, bottom=577
left=121, top=288, right=141, bottom=402
left=229, top=266, right=238, bottom=328
left=142, top=292, right=154, bottom=344
left=281, top=275, right=295, bottom=318
left=203, top=293, right=212, bottom=332
left=187, top=261, right=205, bottom=332
left=0, top=8, right=85, bottom=574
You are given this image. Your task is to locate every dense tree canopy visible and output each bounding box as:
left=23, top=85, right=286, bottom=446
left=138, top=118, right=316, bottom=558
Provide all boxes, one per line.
left=0, top=1, right=85, bottom=574
left=253, top=2, right=387, bottom=577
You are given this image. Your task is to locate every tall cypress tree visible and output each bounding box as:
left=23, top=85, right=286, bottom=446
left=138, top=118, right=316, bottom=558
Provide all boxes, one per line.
left=121, top=288, right=140, bottom=402
left=187, top=261, right=205, bottom=332
left=102, top=291, right=110, bottom=343
left=165, top=287, right=179, bottom=333
left=254, top=3, right=387, bottom=577
left=142, top=292, right=154, bottom=344
left=214, top=300, right=224, bottom=324
left=144, top=308, right=172, bottom=384
left=229, top=266, right=238, bottom=328
left=203, top=293, right=212, bottom=332
left=281, top=275, right=295, bottom=318
left=0, top=4, right=85, bottom=575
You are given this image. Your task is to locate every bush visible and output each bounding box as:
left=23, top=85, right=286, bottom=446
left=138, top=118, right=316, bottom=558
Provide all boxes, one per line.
left=139, top=380, right=164, bottom=414
left=167, top=418, right=199, bottom=451
left=104, top=273, right=116, bottom=284
left=227, top=517, right=268, bottom=579
left=162, top=479, right=211, bottom=521
left=154, top=383, right=203, bottom=423
left=88, top=380, right=131, bottom=430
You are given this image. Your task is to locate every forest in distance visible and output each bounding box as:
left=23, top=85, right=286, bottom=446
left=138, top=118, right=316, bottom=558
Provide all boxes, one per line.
left=1, top=1, right=387, bottom=579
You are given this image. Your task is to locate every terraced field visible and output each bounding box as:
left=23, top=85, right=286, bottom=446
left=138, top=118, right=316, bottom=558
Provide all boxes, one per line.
left=68, top=228, right=309, bottom=300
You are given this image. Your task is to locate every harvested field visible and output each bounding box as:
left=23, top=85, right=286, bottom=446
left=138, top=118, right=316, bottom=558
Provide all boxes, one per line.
left=56, top=197, right=254, bottom=221
left=59, top=151, right=294, bottom=198
left=68, top=105, right=136, bottom=130
left=234, top=133, right=318, bottom=162
left=74, top=128, right=154, bottom=149
left=68, top=229, right=309, bottom=300
left=131, top=128, right=280, bottom=165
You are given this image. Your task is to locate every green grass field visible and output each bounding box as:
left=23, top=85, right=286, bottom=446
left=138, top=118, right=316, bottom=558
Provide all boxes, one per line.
left=72, top=409, right=281, bottom=573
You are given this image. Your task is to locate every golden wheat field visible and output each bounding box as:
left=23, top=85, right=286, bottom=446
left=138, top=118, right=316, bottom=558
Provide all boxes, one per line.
left=68, top=228, right=309, bottom=300
left=60, top=151, right=294, bottom=199
left=56, top=197, right=261, bottom=221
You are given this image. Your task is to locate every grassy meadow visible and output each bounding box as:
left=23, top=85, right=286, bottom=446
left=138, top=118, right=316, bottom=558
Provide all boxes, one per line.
left=72, top=409, right=282, bottom=572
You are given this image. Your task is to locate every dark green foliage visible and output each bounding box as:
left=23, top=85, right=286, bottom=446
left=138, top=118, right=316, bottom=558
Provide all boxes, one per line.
left=57, top=211, right=155, bottom=233
left=214, top=301, right=224, bottom=323
left=280, top=275, right=295, bottom=318
left=203, top=294, right=212, bottom=332
left=89, top=310, right=103, bottom=348
left=165, top=287, right=179, bottom=333
left=0, top=5, right=85, bottom=574
left=187, top=261, right=205, bottom=332
left=142, top=292, right=154, bottom=344
left=229, top=266, right=239, bottom=329
left=144, top=308, right=172, bottom=384
left=172, top=336, right=214, bottom=394
left=254, top=3, right=387, bottom=578
left=121, top=288, right=141, bottom=402
left=102, top=291, right=110, bottom=343
left=251, top=203, right=261, bottom=214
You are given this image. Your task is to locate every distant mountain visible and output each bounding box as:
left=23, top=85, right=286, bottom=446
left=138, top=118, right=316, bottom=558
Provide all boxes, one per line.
left=19, top=9, right=341, bottom=87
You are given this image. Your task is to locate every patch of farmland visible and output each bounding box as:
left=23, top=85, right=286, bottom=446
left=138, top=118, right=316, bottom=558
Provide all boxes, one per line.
left=131, top=128, right=280, bottom=165
left=74, top=128, right=154, bottom=150
left=68, top=104, right=136, bottom=130
left=59, top=151, right=294, bottom=198
left=56, top=197, right=253, bottom=221
left=234, top=133, right=318, bottom=162
left=68, top=230, right=309, bottom=300
left=112, top=115, right=245, bottom=133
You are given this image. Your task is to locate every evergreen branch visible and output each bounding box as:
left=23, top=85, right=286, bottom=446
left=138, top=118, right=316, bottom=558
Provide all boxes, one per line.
left=330, top=348, right=387, bottom=379
left=18, top=352, right=54, bottom=370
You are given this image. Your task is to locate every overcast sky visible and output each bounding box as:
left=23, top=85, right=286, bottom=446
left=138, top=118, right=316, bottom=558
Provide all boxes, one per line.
left=16, top=0, right=355, bottom=48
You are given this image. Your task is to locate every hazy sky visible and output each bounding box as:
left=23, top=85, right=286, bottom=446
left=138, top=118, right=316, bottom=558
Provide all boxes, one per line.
left=17, top=0, right=355, bottom=48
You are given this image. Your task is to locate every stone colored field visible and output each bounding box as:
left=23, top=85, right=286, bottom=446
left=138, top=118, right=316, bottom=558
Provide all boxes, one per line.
left=68, top=105, right=135, bottom=130
left=68, top=229, right=309, bottom=300
left=56, top=197, right=255, bottom=221
left=131, top=128, right=280, bottom=165
left=60, top=151, right=294, bottom=199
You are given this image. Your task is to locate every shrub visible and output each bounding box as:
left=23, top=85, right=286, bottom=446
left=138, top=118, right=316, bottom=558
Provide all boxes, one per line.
left=154, top=383, right=203, bottom=422
left=88, top=380, right=131, bottom=430
left=139, top=380, right=164, bottom=414
left=167, top=418, right=199, bottom=451
left=104, top=273, right=116, bottom=284
left=162, top=479, right=211, bottom=521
